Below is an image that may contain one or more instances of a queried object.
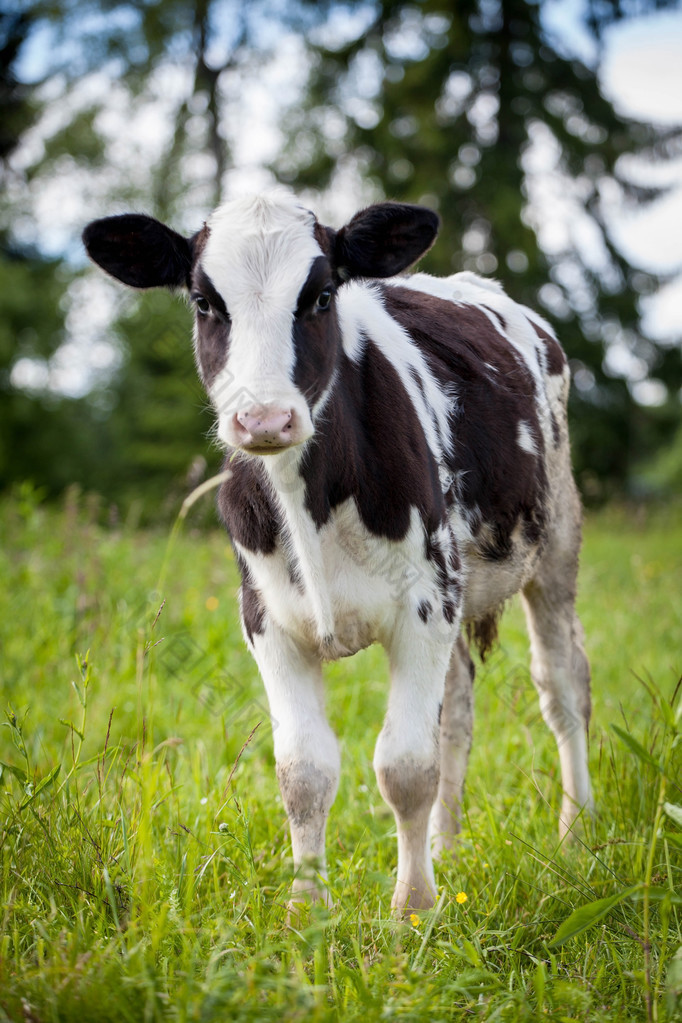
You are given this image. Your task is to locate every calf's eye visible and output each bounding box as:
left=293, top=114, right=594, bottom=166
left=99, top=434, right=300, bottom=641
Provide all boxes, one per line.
left=316, top=289, right=332, bottom=311
left=195, top=296, right=210, bottom=315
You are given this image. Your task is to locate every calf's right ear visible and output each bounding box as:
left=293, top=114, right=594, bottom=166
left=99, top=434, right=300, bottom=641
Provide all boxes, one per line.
left=335, top=202, right=440, bottom=280
left=82, top=214, right=192, bottom=289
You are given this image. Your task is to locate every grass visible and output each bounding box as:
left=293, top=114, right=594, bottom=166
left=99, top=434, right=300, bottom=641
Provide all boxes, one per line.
left=1, top=483, right=681, bottom=1022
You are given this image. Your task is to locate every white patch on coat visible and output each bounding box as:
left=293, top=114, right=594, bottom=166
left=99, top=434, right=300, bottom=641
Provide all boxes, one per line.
left=519, top=305, right=571, bottom=407
left=262, top=452, right=335, bottom=644
left=236, top=498, right=458, bottom=659
left=517, top=420, right=538, bottom=456
left=312, top=368, right=339, bottom=421
left=395, top=270, right=504, bottom=302
left=337, top=281, right=373, bottom=363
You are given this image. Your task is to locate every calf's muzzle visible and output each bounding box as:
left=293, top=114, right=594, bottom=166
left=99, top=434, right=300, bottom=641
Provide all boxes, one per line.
left=233, top=405, right=301, bottom=452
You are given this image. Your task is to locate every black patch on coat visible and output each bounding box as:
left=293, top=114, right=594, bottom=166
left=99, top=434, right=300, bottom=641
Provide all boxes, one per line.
left=424, top=525, right=461, bottom=625
left=551, top=413, right=561, bottom=447
left=481, top=305, right=506, bottom=332
left=192, top=266, right=230, bottom=320
left=217, top=455, right=281, bottom=554
left=380, top=286, right=549, bottom=561
left=295, top=256, right=333, bottom=316
left=442, top=599, right=458, bottom=625
left=297, top=341, right=445, bottom=541
left=237, top=555, right=267, bottom=643
left=287, top=558, right=304, bottom=590
left=417, top=600, right=432, bottom=623
left=531, top=320, right=566, bottom=376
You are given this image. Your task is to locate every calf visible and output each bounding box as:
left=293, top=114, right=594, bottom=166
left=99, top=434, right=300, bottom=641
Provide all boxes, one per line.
left=84, top=190, right=593, bottom=912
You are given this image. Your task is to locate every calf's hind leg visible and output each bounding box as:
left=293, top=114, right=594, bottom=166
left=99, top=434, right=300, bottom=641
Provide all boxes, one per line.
left=430, top=634, right=474, bottom=858
left=374, top=615, right=454, bottom=912
left=521, top=503, right=593, bottom=838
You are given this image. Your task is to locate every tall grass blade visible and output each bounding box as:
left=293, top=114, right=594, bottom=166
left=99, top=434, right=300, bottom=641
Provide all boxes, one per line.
left=548, top=885, right=641, bottom=947
left=611, top=725, right=662, bottom=773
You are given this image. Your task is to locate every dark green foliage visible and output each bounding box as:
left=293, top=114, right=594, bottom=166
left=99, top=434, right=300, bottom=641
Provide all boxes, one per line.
left=0, top=245, right=103, bottom=497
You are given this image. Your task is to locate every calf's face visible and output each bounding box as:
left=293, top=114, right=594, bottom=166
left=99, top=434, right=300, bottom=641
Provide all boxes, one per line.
left=83, top=192, right=439, bottom=455
left=193, top=199, right=337, bottom=453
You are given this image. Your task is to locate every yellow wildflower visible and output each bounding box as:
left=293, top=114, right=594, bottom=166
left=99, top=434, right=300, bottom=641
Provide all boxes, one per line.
left=205, top=596, right=219, bottom=611
left=409, top=913, right=420, bottom=927
left=455, top=891, right=468, bottom=904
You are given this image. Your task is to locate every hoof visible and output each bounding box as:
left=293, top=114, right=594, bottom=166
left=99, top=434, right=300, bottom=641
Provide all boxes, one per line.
left=431, top=830, right=459, bottom=861
left=391, top=878, right=437, bottom=915
left=286, top=878, right=332, bottom=927
left=558, top=795, right=595, bottom=842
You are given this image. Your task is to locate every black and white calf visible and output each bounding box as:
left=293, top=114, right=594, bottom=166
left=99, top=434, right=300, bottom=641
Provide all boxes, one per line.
left=84, top=191, right=593, bottom=911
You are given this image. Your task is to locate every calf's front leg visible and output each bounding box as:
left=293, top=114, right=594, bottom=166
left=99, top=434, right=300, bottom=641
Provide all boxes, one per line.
left=251, top=623, right=339, bottom=905
left=374, top=613, right=454, bottom=912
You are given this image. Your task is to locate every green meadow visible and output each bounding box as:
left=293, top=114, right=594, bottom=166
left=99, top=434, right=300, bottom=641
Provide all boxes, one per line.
left=1, top=486, right=681, bottom=1022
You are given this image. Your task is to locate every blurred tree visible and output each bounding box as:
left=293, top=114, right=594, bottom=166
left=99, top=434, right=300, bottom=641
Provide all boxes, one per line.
left=0, top=7, right=110, bottom=499
left=0, top=244, right=110, bottom=498
left=1, top=0, right=318, bottom=511
left=277, top=0, right=682, bottom=498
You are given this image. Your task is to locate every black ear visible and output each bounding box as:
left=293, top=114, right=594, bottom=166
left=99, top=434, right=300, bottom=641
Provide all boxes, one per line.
left=82, top=214, right=192, bottom=289
left=335, top=202, right=440, bottom=280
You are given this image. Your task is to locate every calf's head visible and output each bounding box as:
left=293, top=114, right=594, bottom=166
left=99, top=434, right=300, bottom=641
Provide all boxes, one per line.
left=83, top=191, right=439, bottom=454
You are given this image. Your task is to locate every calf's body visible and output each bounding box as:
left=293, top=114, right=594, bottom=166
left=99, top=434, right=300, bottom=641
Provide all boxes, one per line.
left=84, top=191, right=593, bottom=911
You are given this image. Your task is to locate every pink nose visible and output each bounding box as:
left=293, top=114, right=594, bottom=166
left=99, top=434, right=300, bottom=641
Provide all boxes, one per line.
left=234, top=406, right=294, bottom=449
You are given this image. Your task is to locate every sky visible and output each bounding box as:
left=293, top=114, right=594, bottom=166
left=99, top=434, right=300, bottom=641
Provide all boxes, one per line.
left=7, top=1, right=682, bottom=397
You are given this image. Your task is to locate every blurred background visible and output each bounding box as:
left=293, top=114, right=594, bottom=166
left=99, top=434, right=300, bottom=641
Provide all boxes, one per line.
left=2, top=0, right=682, bottom=520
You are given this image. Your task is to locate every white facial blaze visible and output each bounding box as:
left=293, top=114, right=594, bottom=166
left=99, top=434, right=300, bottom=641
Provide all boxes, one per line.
left=199, top=192, right=324, bottom=445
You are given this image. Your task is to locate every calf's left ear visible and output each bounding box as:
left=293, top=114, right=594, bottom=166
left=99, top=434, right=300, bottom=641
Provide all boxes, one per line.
left=335, top=202, right=440, bottom=281
left=82, top=214, right=192, bottom=289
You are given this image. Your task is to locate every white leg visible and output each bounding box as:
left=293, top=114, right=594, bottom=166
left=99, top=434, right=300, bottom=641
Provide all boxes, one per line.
left=374, top=614, right=454, bottom=912
left=521, top=495, right=593, bottom=838
left=430, top=634, right=474, bottom=858
left=251, top=622, right=339, bottom=903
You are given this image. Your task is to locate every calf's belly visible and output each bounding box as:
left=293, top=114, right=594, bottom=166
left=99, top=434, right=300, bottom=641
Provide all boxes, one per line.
left=461, top=545, right=538, bottom=622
